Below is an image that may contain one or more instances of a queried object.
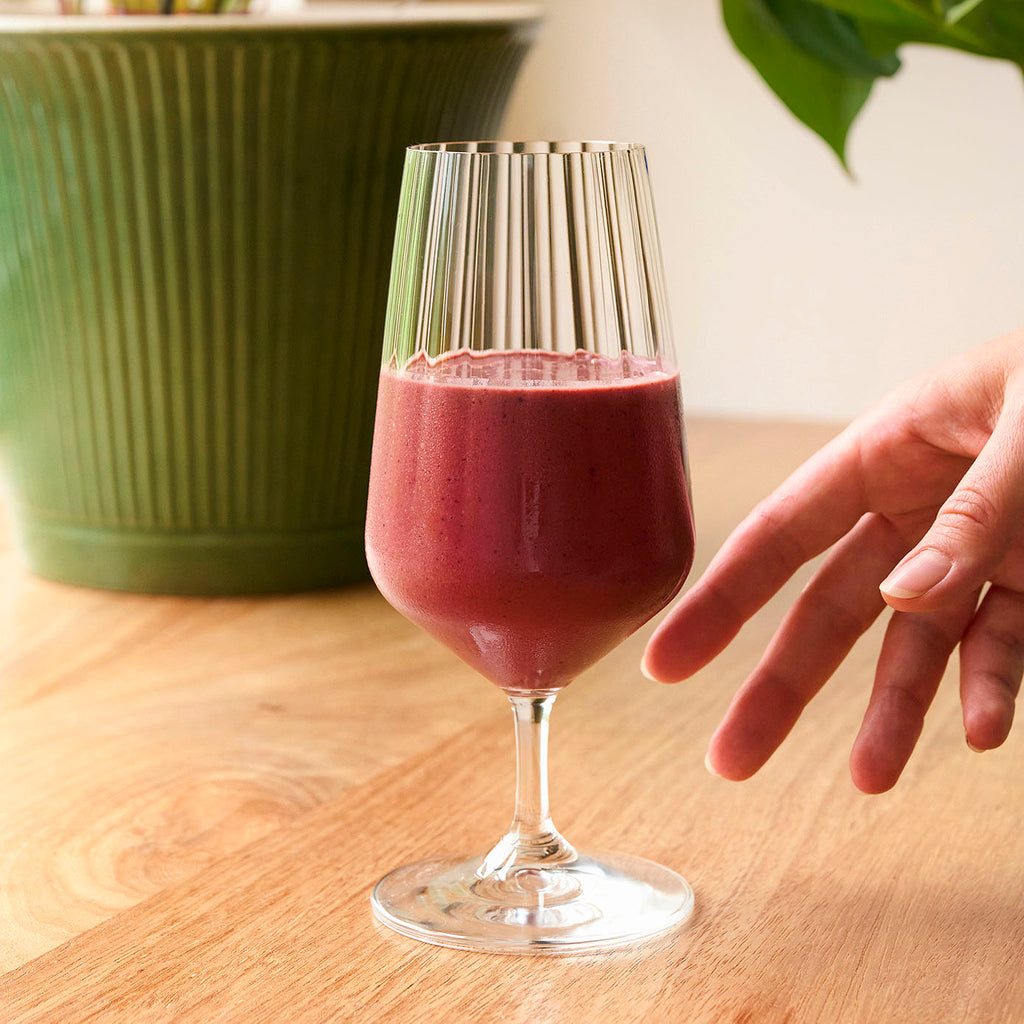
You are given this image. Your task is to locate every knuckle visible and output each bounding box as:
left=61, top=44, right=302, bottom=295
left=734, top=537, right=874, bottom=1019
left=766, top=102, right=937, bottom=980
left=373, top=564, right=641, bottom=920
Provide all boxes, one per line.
left=909, top=615, right=961, bottom=659
left=874, top=682, right=929, bottom=721
left=808, top=589, right=873, bottom=644
left=746, top=496, right=806, bottom=569
left=976, top=620, right=1024, bottom=668
left=974, top=666, right=1023, bottom=701
left=936, top=484, right=1002, bottom=538
left=752, top=668, right=808, bottom=721
left=747, top=496, right=785, bottom=535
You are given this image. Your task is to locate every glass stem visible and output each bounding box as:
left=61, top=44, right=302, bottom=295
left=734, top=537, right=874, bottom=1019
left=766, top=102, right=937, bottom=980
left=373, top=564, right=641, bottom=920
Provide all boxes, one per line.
left=477, top=694, right=578, bottom=880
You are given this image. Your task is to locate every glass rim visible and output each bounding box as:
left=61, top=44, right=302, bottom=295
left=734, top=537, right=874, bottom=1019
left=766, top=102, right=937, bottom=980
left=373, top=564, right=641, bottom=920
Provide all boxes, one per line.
left=407, top=141, right=646, bottom=157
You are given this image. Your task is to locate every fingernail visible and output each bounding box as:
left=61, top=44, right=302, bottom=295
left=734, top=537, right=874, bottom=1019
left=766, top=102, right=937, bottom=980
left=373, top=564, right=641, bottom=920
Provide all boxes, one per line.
left=704, top=751, right=721, bottom=777
left=641, top=651, right=678, bottom=684
left=880, top=549, right=952, bottom=600
left=966, top=734, right=984, bottom=753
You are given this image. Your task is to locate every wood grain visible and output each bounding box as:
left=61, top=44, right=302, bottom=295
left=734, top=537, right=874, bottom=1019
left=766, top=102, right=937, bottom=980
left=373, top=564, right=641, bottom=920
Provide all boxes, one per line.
left=4, top=419, right=1023, bottom=1023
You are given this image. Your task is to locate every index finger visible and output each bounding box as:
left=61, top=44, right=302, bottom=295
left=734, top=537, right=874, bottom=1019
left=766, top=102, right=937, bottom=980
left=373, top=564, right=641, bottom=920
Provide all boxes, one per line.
left=643, top=426, right=868, bottom=682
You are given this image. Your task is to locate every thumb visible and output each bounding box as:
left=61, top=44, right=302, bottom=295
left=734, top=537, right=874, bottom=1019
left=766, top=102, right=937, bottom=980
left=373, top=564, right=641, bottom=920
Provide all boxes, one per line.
left=880, top=401, right=1024, bottom=611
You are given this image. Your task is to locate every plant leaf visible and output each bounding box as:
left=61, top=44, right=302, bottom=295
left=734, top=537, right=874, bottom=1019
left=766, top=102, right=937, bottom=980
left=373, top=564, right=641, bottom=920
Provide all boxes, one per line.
left=723, top=0, right=1024, bottom=167
left=957, top=0, right=1024, bottom=61
left=810, top=0, right=956, bottom=26
left=810, top=0, right=1006, bottom=56
left=722, top=0, right=876, bottom=168
left=766, top=0, right=902, bottom=75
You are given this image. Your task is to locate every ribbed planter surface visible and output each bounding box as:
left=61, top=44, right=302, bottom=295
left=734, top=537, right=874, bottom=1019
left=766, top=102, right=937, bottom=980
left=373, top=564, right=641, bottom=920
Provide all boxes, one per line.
left=0, top=11, right=535, bottom=593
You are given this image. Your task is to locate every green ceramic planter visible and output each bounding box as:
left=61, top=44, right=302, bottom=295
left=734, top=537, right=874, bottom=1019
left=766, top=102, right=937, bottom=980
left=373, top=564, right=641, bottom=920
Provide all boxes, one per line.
left=0, top=4, right=538, bottom=593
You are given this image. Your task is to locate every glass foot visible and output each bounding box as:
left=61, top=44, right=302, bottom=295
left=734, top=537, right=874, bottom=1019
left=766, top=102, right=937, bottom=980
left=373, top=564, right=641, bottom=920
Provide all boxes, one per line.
left=371, top=851, right=694, bottom=954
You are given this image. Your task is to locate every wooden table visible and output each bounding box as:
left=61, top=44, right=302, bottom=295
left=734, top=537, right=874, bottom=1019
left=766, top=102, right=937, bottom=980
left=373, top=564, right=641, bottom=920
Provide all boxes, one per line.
left=2, top=419, right=1022, bottom=1023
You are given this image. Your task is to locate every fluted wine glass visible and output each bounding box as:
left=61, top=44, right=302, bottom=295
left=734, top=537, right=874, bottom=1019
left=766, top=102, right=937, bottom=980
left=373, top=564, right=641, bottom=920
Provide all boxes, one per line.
left=365, top=141, right=695, bottom=953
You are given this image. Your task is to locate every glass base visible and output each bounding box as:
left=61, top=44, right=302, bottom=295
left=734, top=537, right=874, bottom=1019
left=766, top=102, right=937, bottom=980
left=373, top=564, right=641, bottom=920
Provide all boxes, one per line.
left=371, top=850, right=694, bottom=954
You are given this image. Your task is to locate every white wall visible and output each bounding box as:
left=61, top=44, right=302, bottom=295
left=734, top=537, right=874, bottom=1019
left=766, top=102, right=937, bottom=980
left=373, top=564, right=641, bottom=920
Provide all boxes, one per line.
left=503, top=0, right=1024, bottom=420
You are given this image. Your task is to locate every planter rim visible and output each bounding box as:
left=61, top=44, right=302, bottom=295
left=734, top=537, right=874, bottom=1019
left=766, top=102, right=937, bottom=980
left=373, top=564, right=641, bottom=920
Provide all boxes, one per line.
left=0, top=1, right=542, bottom=33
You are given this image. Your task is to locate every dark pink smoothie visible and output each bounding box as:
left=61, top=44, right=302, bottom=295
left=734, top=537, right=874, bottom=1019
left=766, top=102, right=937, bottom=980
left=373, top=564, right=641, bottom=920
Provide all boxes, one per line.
left=365, top=350, right=695, bottom=693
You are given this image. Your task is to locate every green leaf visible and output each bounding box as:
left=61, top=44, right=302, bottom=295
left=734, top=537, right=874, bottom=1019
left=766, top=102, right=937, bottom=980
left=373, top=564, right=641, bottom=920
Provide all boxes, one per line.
left=722, top=0, right=876, bottom=168
left=766, top=0, right=902, bottom=75
left=810, top=0, right=1007, bottom=57
left=958, top=0, right=1024, bottom=61
left=723, top=0, right=1024, bottom=167
left=811, top=0, right=957, bottom=26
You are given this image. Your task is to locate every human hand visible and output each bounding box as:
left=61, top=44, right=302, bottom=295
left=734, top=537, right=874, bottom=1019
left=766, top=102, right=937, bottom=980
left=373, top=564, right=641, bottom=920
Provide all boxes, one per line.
left=643, top=331, right=1024, bottom=793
